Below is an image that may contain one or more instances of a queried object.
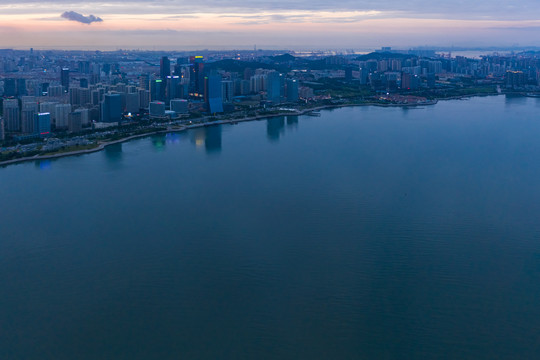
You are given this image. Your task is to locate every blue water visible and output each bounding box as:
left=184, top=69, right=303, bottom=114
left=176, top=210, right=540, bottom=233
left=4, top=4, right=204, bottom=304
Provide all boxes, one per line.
left=1, top=95, right=540, bottom=359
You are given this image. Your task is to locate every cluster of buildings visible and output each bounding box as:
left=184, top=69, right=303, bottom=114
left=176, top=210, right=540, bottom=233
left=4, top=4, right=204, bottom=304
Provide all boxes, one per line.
left=0, top=49, right=302, bottom=142
left=146, top=56, right=300, bottom=116
left=355, top=48, right=540, bottom=91
left=2, top=47, right=540, bottom=143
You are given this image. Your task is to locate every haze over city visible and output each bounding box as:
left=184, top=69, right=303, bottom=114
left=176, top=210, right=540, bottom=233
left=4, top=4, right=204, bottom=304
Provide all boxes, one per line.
left=3, top=0, right=540, bottom=50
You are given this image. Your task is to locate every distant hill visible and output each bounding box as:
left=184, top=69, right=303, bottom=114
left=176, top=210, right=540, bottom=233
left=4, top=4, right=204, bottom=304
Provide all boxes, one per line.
left=205, top=59, right=276, bottom=73
left=270, top=53, right=296, bottom=62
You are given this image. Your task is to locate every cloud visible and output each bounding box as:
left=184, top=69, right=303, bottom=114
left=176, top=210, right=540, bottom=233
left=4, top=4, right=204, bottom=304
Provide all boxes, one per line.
left=61, top=11, right=103, bottom=24
left=3, top=1, right=539, bottom=20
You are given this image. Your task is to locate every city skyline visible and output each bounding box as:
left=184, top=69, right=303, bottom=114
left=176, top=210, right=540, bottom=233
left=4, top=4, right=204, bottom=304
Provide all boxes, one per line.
left=2, top=1, right=540, bottom=50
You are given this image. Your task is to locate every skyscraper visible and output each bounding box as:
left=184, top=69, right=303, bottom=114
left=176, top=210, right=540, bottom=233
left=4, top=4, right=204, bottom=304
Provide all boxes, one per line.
left=150, top=79, right=165, bottom=101
left=204, top=75, right=223, bottom=113
left=170, top=99, right=188, bottom=114
left=68, top=111, right=82, bottom=132
left=101, top=93, right=122, bottom=123
left=74, top=108, right=90, bottom=127
left=34, top=113, right=51, bottom=136
left=139, top=74, right=150, bottom=90
left=61, top=68, right=70, bottom=92
left=401, top=73, right=420, bottom=90
left=166, top=75, right=181, bottom=101
left=4, top=78, right=16, bottom=97
left=55, top=104, right=71, bottom=129
left=286, top=79, right=299, bottom=102
left=48, top=85, right=64, bottom=97
left=222, top=81, right=233, bottom=103
left=149, top=101, right=166, bottom=118
left=266, top=71, right=284, bottom=104
left=17, top=79, right=27, bottom=96
left=125, top=92, right=139, bottom=113
left=139, top=89, right=150, bottom=109
left=69, top=87, right=81, bottom=106
left=160, top=56, right=171, bottom=80
left=0, top=117, right=5, bottom=141
left=189, top=56, right=205, bottom=95
left=3, top=99, right=20, bottom=133
left=21, top=98, right=38, bottom=134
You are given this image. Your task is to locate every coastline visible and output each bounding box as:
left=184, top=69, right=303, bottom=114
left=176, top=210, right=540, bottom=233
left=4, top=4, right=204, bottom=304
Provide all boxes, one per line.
left=0, top=93, right=499, bottom=167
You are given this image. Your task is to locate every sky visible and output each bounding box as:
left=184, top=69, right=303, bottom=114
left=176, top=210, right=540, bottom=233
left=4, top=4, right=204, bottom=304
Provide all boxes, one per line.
left=1, top=0, right=540, bottom=50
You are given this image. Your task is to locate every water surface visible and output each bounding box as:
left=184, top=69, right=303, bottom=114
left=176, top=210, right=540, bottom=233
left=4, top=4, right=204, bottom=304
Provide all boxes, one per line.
left=1, top=96, right=540, bottom=359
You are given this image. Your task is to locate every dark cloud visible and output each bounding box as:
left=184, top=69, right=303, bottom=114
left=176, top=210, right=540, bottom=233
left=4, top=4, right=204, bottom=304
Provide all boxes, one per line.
left=61, top=11, right=103, bottom=24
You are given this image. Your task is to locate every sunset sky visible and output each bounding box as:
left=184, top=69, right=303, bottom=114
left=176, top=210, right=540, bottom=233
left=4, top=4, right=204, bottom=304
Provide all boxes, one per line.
left=2, top=0, right=540, bottom=50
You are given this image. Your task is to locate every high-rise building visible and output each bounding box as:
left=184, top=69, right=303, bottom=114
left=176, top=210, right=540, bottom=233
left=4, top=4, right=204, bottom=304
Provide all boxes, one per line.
left=506, top=71, right=526, bottom=89
left=68, top=112, right=82, bottom=133
left=61, top=68, right=70, bottom=92
left=250, top=74, right=263, bottom=93
left=0, top=117, right=4, bottom=141
left=34, top=113, right=51, bottom=136
left=74, top=108, right=90, bottom=127
left=125, top=92, right=139, bottom=113
left=69, top=87, right=81, bottom=105
left=344, top=66, right=355, bottom=81
left=170, top=99, right=188, bottom=114
left=79, top=88, right=91, bottom=105
left=90, top=64, right=101, bottom=84
left=286, top=79, right=299, bottom=102
left=78, top=61, right=90, bottom=74
left=101, top=93, right=122, bottom=123
left=3, top=99, right=20, bottom=133
left=221, top=81, right=233, bottom=103
left=55, top=104, right=71, bottom=129
left=150, top=79, right=165, bottom=101
left=401, top=73, right=420, bottom=90
left=149, top=101, right=166, bottom=118
left=41, top=83, right=50, bottom=96
left=204, top=75, right=223, bottom=113
left=189, top=56, right=205, bottom=95
left=266, top=71, right=284, bottom=104
left=48, top=85, right=64, bottom=97
left=91, top=90, right=102, bottom=105
left=391, top=59, right=402, bottom=71
left=139, top=74, right=150, bottom=90
left=160, top=56, right=171, bottom=80
left=3, top=78, right=16, bottom=97
left=21, top=98, right=38, bottom=134
left=138, top=89, right=150, bottom=109
left=166, top=76, right=181, bottom=101
left=39, top=102, right=58, bottom=118
left=17, top=79, right=27, bottom=96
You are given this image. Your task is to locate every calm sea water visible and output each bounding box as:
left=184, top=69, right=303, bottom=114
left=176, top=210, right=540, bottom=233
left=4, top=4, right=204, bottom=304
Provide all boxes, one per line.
left=2, top=95, right=540, bottom=359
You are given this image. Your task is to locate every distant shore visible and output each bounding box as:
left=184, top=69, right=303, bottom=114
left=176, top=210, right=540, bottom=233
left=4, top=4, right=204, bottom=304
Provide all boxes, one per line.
left=0, top=94, right=500, bottom=167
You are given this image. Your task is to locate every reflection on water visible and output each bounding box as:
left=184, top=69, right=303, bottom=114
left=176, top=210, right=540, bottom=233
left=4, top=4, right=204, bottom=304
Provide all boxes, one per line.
left=35, top=159, right=52, bottom=171
left=204, top=125, right=222, bottom=153
left=190, top=126, right=222, bottom=154
left=505, top=93, right=528, bottom=105
left=151, top=135, right=166, bottom=151
left=165, top=132, right=182, bottom=145
left=104, top=143, right=123, bottom=162
left=267, top=116, right=285, bottom=142
left=286, top=115, right=298, bottom=129
left=191, top=128, right=205, bottom=148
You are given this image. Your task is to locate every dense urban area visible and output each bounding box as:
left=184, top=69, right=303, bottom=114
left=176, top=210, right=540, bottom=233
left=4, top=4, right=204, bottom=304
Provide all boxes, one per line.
left=1, top=47, right=539, bottom=163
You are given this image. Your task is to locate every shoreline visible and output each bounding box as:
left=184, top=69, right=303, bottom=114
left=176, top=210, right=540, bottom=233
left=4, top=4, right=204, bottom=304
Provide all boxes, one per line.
left=0, top=93, right=499, bottom=167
